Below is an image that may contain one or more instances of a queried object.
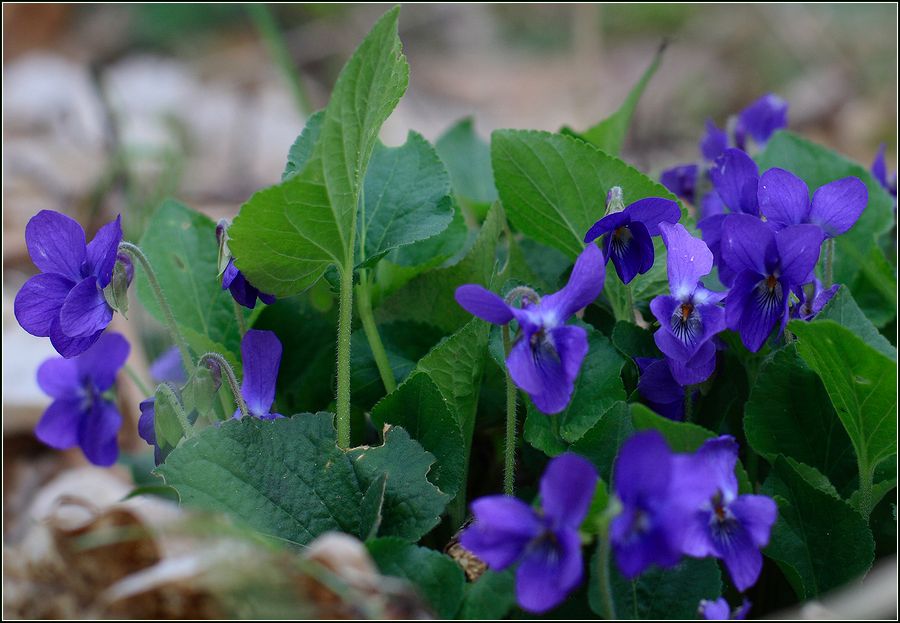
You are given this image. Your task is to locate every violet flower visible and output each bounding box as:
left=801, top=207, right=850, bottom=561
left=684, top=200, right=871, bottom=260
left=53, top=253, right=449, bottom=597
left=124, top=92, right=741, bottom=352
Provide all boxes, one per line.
left=150, top=345, right=187, bottom=384
left=583, top=197, right=681, bottom=284
left=872, top=144, right=897, bottom=200
left=222, top=258, right=276, bottom=309
left=235, top=329, right=284, bottom=420
left=673, top=436, right=777, bottom=592
left=609, top=431, right=687, bottom=578
left=634, top=357, right=685, bottom=421
left=650, top=223, right=725, bottom=385
left=455, top=244, right=604, bottom=414
left=660, top=164, right=699, bottom=206
left=758, top=168, right=868, bottom=238
left=459, top=453, right=598, bottom=613
left=699, top=597, right=751, bottom=620
left=34, top=332, right=129, bottom=466
left=14, top=210, right=123, bottom=357
left=138, top=397, right=162, bottom=465
left=791, top=280, right=839, bottom=321
left=722, top=214, right=824, bottom=352
left=734, top=93, right=788, bottom=150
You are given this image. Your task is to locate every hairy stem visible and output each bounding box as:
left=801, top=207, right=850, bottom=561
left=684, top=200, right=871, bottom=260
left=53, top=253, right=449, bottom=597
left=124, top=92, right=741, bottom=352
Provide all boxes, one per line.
left=233, top=299, right=247, bottom=337
left=824, top=238, right=835, bottom=288
left=124, top=363, right=151, bottom=397
left=502, top=324, right=517, bottom=496
left=199, top=352, right=248, bottom=419
left=335, top=262, right=354, bottom=449
left=119, top=242, right=194, bottom=374
left=247, top=4, right=312, bottom=115
left=596, top=524, right=617, bottom=620
left=356, top=271, right=396, bottom=394
left=157, top=382, right=193, bottom=436
left=684, top=385, right=695, bottom=421
left=856, top=454, right=874, bottom=521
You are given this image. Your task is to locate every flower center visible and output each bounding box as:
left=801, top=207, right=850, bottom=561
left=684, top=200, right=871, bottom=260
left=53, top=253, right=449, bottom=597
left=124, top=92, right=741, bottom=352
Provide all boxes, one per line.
left=765, top=274, right=778, bottom=290
left=755, top=274, right=783, bottom=313
left=670, top=301, right=701, bottom=345
left=610, top=226, right=633, bottom=256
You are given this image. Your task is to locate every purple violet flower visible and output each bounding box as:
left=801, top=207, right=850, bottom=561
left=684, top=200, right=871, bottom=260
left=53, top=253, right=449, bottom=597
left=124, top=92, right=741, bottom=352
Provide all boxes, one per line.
left=699, top=597, right=751, bottom=620
left=872, top=144, right=897, bottom=199
left=34, top=332, right=129, bottom=466
left=673, top=436, right=777, bottom=592
left=14, top=210, right=123, bottom=358
left=722, top=214, right=824, bottom=352
left=609, top=431, right=687, bottom=578
left=137, top=397, right=163, bottom=465
left=660, top=164, right=699, bottom=206
left=700, top=119, right=730, bottom=162
left=791, top=280, right=839, bottom=321
left=222, top=258, right=276, bottom=310
left=634, top=357, right=685, bottom=421
left=235, top=329, right=284, bottom=420
left=583, top=197, right=681, bottom=284
left=650, top=223, right=725, bottom=385
left=455, top=244, right=604, bottom=414
left=734, top=93, right=788, bottom=150
left=150, top=345, right=187, bottom=384
left=459, top=453, right=598, bottom=613
left=758, top=168, right=868, bottom=238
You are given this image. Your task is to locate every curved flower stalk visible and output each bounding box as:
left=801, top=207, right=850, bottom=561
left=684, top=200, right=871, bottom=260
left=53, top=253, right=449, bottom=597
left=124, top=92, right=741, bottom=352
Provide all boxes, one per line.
left=699, top=597, right=751, bottom=620
left=35, top=332, right=130, bottom=466
left=460, top=453, right=598, bottom=613
left=454, top=243, right=604, bottom=414
left=583, top=196, right=681, bottom=284
left=14, top=211, right=123, bottom=357
left=650, top=222, right=725, bottom=385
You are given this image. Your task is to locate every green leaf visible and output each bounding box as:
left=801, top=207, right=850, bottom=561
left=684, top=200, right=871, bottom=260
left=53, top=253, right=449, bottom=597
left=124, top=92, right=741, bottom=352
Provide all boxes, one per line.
left=136, top=199, right=246, bottom=360
left=386, top=199, right=468, bottom=270
left=435, top=117, right=498, bottom=208
left=357, top=131, right=453, bottom=267
left=282, top=109, right=325, bottom=181
left=348, top=426, right=449, bottom=541
left=153, top=385, right=185, bottom=450
left=757, top=131, right=896, bottom=325
left=378, top=203, right=505, bottom=332
left=789, top=320, right=897, bottom=492
left=580, top=479, right=611, bottom=536
left=816, top=286, right=896, bottom=360
left=744, top=345, right=857, bottom=494
left=457, top=569, right=516, bottom=620
left=565, top=43, right=665, bottom=156
left=359, top=473, right=387, bottom=540
left=762, top=455, right=875, bottom=599
left=589, top=551, right=721, bottom=620
left=158, top=413, right=447, bottom=545
left=847, top=246, right=897, bottom=328
left=611, top=321, right=658, bottom=360
left=570, top=402, right=635, bottom=482
left=367, top=538, right=465, bottom=619
left=523, top=328, right=626, bottom=449
left=491, top=129, right=680, bottom=260
left=229, top=7, right=409, bottom=295
left=371, top=373, right=465, bottom=497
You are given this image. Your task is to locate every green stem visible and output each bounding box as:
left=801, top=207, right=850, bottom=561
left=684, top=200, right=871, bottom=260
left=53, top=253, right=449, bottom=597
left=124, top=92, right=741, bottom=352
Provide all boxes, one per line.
left=625, top=282, right=635, bottom=323
left=502, top=324, right=517, bottom=496
left=119, top=242, right=194, bottom=374
left=157, top=382, right=193, bottom=436
left=596, top=522, right=617, bottom=620
left=684, top=384, right=695, bottom=422
left=199, top=352, right=248, bottom=419
left=335, top=262, right=354, bottom=449
left=356, top=272, right=396, bottom=394
left=233, top=299, right=247, bottom=337
left=247, top=4, right=312, bottom=115
left=824, top=238, right=835, bottom=288
left=124, top=363, right=151, bottom=397
left=856, top=454, right=873, bottom=520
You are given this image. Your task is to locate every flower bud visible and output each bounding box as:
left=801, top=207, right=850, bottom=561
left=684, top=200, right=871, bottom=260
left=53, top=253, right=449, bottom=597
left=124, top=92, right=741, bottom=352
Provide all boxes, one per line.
left=606, top=186, right=625, bottom=215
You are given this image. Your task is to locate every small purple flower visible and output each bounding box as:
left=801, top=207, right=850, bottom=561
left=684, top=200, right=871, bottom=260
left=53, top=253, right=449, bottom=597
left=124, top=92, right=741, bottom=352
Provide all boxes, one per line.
left=609, top=431, right=686, bottom=578
left=660, top=164, right=699, bottom=206
left=700, top=119, right=730, bottom=162
left=758, top=168, right=868, bottom=238
left=634, top=357, right=685, bottom=421
left=137, top=397, right=163, bottom=465
left=734, top=93, right=788, bottom=150
left=722, top=214, right=824, bottom=352
left=34, top=332, right=129, bottom=466
left=150, top=345, right=187, bottom=384
left=872, top=144, right=897, bottom=199
left=222, top=258, right=276, bottom=310
left=699, top=597, right=751, bottom=620
left=14, top=211, right=123, bottom=358
left=460, top=453, right=598, bottom=613
left=235, top=329, right=284, bottom=420
left=791, top=280, right=839, bottom=321
left=650, top=223, right=725, bottom=385
left=455, top=244, right=604, bottom=414
left=583, top=197, right=681, bottom=284
left=673, top=436, right=777, bottom=592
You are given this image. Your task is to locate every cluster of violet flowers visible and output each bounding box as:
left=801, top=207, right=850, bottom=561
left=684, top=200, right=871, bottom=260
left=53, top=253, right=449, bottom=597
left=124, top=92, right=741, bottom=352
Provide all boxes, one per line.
left=14, top=210, right=281, bottom=466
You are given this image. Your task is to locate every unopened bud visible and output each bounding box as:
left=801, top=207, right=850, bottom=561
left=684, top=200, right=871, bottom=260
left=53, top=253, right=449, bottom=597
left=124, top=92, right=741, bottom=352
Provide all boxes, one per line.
left=103, top=253, right=133, bottom=317
left=605, top=186, right=625, bottom=215
left=216, top=219, right=232, bottom=277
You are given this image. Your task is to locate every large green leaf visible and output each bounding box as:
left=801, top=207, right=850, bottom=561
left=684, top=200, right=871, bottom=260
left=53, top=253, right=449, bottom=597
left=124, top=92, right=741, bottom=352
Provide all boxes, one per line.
left=564, top=43, right=665, bottom=156
left=744, top=345, right=857, bottom=494
left=789, top=320, right=897, bottom=501
left=762, top=456, right=875, bottom=599
left=136, top=199, right=246, bottom=361
left=435, top=117, right=498, bottom=208
left=357, top=132, right=453, bottom=266
left=457, top=570, right=516, bottom=620
left=367, top=538, right=465, bottom=619
left=491, top=129, right=680, bottom=259
left=157, top=413, right=447, bottom=544
left=281, top=109, right=324, bottom=181
left=589, top=551, right=721, bottom=620
left=370, top=373, right=465, bottom=497
left=757, top=131, right=896, bottom=326
left=570, top=402, right=635, bottom=482
left=816, top=286, right=896, bottom=360
left=229, top=8, right=409, bottom=295
left=377, top=203, right=505, bottom=332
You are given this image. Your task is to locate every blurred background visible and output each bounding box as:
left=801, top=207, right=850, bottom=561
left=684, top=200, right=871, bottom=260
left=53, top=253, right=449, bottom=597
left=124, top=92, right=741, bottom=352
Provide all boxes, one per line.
left=2, top=1, right=897, bottom=549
